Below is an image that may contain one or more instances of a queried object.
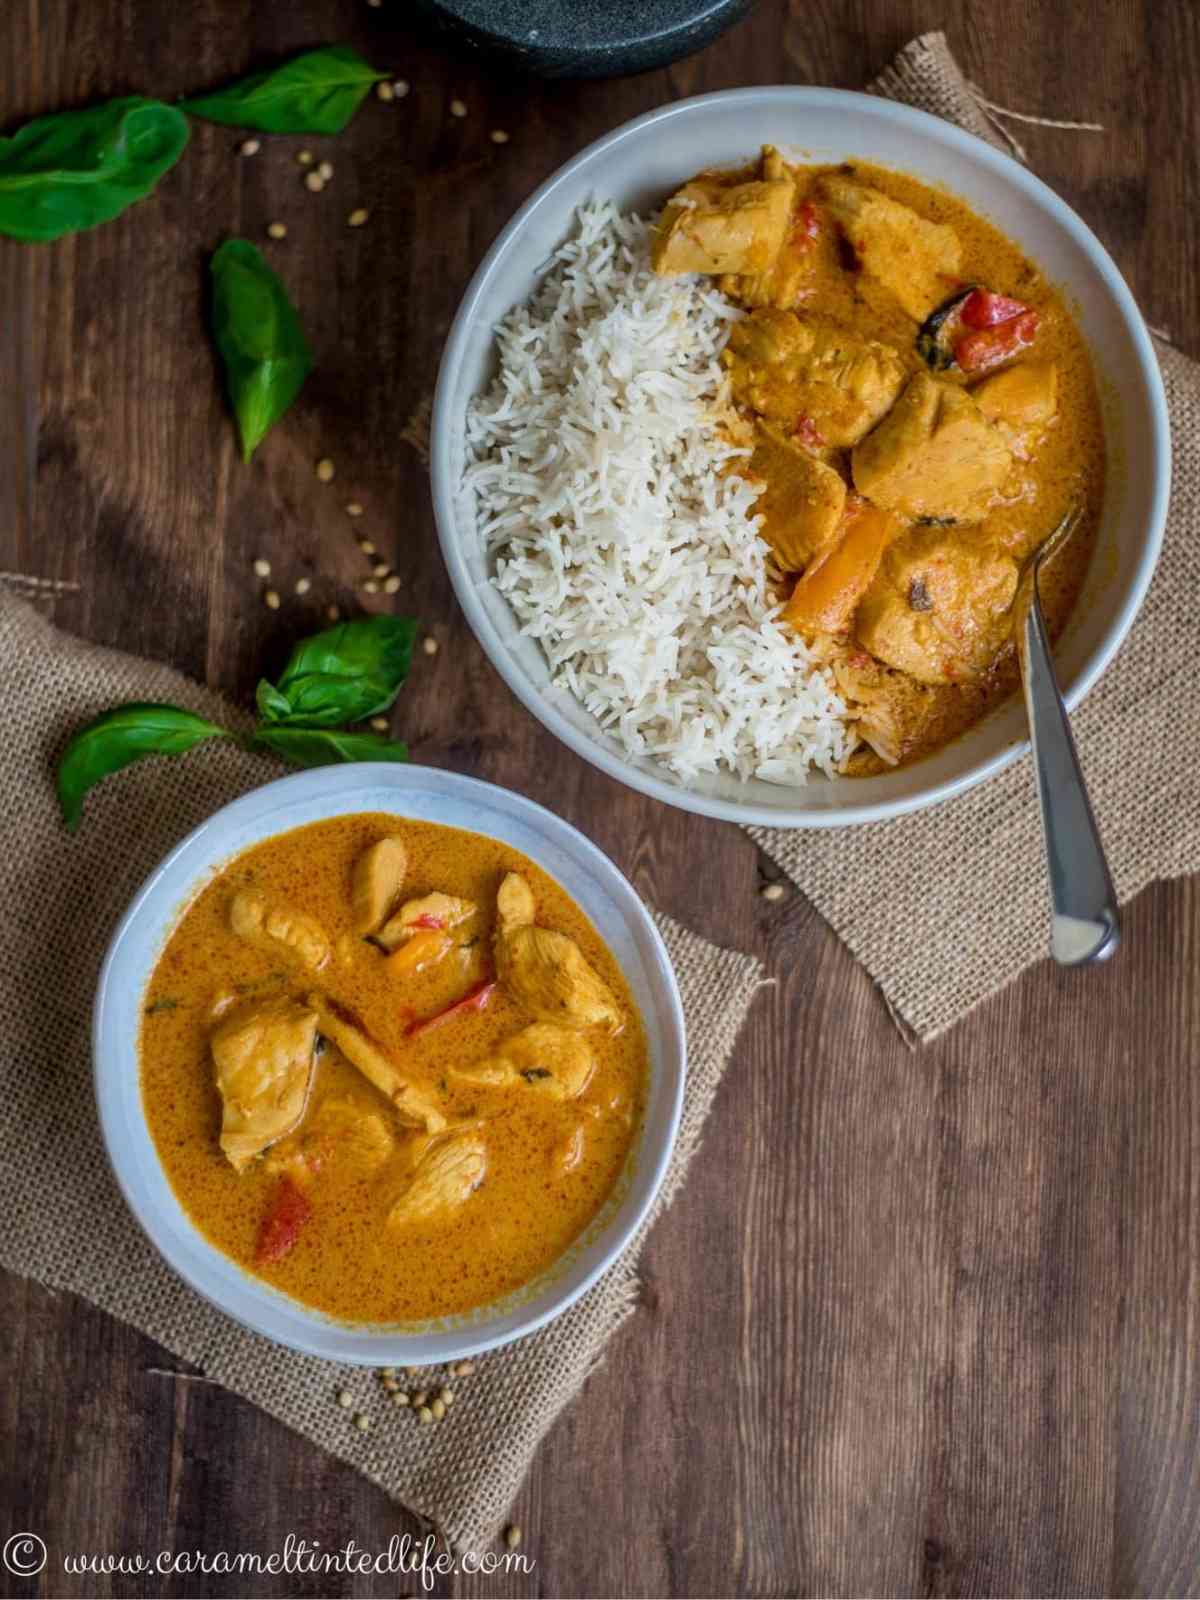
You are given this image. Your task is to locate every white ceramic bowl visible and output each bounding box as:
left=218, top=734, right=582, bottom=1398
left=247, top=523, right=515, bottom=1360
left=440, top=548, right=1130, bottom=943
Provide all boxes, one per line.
left=93, top=764, right=685, bottom=1363
left=433, top=87, right=1170, bottom=827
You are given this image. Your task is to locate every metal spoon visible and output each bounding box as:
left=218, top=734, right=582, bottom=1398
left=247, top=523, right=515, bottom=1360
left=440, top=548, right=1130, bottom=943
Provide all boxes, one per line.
left=1012, top=509, right=1120, bottom=966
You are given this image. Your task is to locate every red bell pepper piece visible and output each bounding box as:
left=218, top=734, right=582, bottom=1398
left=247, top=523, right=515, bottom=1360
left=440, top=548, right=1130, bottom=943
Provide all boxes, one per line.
left=954, top=310, right=1039, bottom=374
left=406, top=979, right=497, bottom=1039
left=790, top=202, right=821, bottom=250
left=792, top=414, right=826, bottom=450
left=960, top=288, right=1031, bottom=329
left=255, top=1177, right=312, bottom=1265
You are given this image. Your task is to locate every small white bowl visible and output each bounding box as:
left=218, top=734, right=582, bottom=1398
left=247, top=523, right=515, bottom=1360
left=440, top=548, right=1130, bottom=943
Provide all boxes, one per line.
left=93, top=764, right=685, bottom=1363
left=433, top=87, right=1170, bottom=827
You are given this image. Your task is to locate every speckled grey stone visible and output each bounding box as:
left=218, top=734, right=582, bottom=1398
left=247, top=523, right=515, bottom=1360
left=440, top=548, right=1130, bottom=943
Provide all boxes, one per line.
left=413, top=0, right=754, bottom=79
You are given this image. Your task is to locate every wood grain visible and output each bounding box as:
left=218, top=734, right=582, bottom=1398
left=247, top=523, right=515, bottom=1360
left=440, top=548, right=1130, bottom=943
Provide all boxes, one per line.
left=2, top=1, right=1199, bottom=1594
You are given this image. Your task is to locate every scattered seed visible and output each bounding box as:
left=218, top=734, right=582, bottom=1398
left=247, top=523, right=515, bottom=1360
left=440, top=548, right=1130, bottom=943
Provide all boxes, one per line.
left=354, top=1412, right=371, bottom=1433
left=761, top=883, right=785, bottom=903
left=336, top=1388, right=354, bottom=1409
left=376, top=81, right=394, bottom=102
left=431, top=1398, right=446, bottom=1420
left=393, top=80, right=410, bottom=98
left=452, top=1359, right=474, bottom=1377
left=348, top=207, right=370, bottom=228
left=239, top=138, right=262, bottom=156
left=404, top=1365, right=421, bottom=1375
left=382, top=1376, right=399, bottom=1392
left=326, top=604, right=341, bottom=623
left=504, top=1524, right=522, bottom=1550
left=363, top=579, right=379, bottom=595
left=411, top=1389, right=427, bottom=1407
left=450, top=98, right=467, bottom=118
left=316, top=457, right=335, bottom=482
left=345, top=501, right=364, bottom=517
left=439, top=1386, right=454, bottom=1405
left=297, top=150, right=314, bottom=166
left=490, top=129, right=510, bottom=145
left=372, top=561, right=390, bottom=578
left=422, top=636, right=439, bottom=656
left=304, top=170, right=325, bottom=193
left=392, top=1390, right=410, bottom=1407
left=266, top=222, right=287, bottom=240
left=318, top=160, right=334, bottom=181
left=253, top=557, right=271, bottom=578
left=264, top=589, right=281, bottom=610
left=417, top=1405, right=434, bottom=1425
left=370, top=716, right=389, bottom=733
left=383, top=575, right=401, bottom=594
left=294, top=576, right=311, bottom=596
left=359, top=537, right=377, bottom=556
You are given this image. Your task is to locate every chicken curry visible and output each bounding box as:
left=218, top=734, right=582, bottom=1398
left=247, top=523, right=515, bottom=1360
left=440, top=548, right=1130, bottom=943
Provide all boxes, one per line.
left=140, top=814, right=647, bottom=1324
left=652, top=148, right=1105, bottom=771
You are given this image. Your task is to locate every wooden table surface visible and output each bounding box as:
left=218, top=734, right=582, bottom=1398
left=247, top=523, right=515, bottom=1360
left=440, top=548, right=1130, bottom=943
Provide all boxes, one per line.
left=3, top=3, right=1199, bottom=1596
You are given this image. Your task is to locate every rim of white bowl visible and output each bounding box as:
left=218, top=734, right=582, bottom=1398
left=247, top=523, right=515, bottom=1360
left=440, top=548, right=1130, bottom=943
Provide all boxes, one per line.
left=93, top=763, right=686, bottom=1362
left=432, top=85, right=1171, bottom=829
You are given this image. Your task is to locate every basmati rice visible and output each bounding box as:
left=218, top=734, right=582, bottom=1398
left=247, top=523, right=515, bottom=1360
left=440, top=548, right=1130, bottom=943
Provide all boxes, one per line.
left=461, top=199, right=854, bottom=785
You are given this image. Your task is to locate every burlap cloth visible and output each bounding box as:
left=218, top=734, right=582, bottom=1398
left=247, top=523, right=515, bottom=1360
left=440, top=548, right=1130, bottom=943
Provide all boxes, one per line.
left=0, top=25, right=1188, bottom=1554
left=0, top=584, right=766, bottom=1551
left=747, top=32, right=1197, bottom=1041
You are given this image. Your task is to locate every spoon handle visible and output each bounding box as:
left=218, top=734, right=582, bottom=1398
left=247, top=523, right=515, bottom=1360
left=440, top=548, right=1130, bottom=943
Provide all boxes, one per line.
left=1020, top=595, right=1121, bottom=966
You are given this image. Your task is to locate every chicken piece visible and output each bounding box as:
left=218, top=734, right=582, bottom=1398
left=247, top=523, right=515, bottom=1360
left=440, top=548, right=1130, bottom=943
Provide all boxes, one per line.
left=780, top=498, right=903, bottom=636
left=716, top=146, right=814, bottom=309
left=265, top=1094, right=395, bottom=1180
left=211, top=999, right=319, bottom=1172
left=972, top=361, right=1059, bottom=460
left=855, top=524, right=1019, bottom=684
left=724, top=309, right=905, bottom=448
left=385, top=1129, right=487, bottom=1228
left=375, top=892, right=476, bottom=952
left=852, top=371, right=1013, bottom=522
left=229, top=890, right=330, bottom=972
left=748, top=423, right=847, bottom=572
left=652, top=175, right=794, bottom=278
left=307, top=994, right=446, bottom=1132
left=452, top=1023, right=596, bottom=1101
left=494, top=874, right=623, bottom=1033
left=496, top=871, right=536, bottom=934
left=818, top=174, right=962, bottom=321
left=350, top=836, right=407, bottom=934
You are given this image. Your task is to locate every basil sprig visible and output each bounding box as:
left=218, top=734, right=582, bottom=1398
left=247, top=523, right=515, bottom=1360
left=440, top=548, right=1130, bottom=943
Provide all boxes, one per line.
left=210, top=240, right=312, bottom=462
left=0, top=97, right=189, bottom=243
left=256, top=617, right=418, bottom=727
left=182, top=46, right=386, bottom=135
left=56, top=616, right=418, bottom=833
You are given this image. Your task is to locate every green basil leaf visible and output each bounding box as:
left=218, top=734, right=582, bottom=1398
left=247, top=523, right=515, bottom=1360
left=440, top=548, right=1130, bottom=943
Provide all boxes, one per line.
left=252, top=726, right=409, bottom=769
left=182, top=45, right=386, bottom=134
left=0, top=97, right=189, bottom=243
left=57, top=703, right=231, bottom=832
left=210, top=239, right=312, bottom=462
left=258, top=616, right=418, bottom=726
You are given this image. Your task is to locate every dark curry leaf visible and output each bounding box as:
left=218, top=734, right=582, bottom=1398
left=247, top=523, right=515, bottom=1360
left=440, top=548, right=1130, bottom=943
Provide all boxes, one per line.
left=57, top=704, right=232, bottom=833
left=257, top=616, right=418, bottom=726
left=210, top=239, right=312, bottom=461
left=251, top=725, right=409, bottom=768
left=0, top=97, right=190, bottom=243
left=182, top=45, right=386, bottom=135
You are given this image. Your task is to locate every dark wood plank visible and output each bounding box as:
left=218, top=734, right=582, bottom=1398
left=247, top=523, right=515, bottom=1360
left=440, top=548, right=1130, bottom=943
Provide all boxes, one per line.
left=3, top=0, right=1199, bottom=1595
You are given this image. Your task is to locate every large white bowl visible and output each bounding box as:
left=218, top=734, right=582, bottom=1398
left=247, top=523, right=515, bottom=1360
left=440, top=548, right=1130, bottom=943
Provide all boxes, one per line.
left=93, top=764, right=685, bottom=1364
left=433, top=87, right=1170, bottom=827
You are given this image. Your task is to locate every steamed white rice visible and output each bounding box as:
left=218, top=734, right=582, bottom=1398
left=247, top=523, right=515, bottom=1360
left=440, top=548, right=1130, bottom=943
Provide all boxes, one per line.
left=460, top=199, right=855, bottom=785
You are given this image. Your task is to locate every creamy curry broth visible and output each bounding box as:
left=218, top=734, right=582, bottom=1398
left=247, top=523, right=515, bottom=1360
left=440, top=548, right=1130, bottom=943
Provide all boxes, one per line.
left=140, top=815, right=647, bottom=1323
left=652, top=153, right=1106, bottom=772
